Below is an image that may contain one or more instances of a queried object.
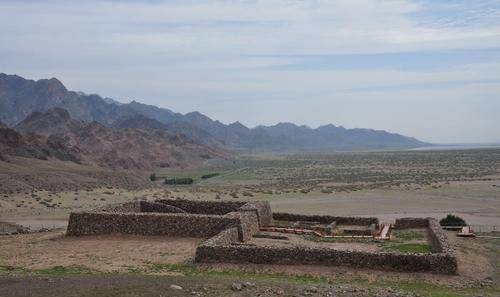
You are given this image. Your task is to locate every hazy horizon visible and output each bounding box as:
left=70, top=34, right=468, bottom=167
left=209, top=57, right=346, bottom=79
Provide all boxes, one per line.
left=1, top=0, right=499, bottom=143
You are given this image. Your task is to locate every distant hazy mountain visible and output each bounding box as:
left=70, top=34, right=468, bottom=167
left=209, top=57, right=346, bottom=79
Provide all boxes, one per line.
left=0, top=73, right=429, bottom=151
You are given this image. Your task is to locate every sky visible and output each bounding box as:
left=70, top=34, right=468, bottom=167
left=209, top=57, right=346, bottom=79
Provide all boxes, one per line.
left=1, top=0, right=500, bottom=143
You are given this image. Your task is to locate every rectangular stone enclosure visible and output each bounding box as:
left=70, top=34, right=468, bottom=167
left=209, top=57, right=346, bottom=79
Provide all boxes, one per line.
left=66, top=199, right=457, bottom=274
left=66, top=200, right=272, bottom=241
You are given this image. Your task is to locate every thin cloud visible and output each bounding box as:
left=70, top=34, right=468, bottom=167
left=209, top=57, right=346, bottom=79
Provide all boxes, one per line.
left=0, top=0, right=499, bottom=143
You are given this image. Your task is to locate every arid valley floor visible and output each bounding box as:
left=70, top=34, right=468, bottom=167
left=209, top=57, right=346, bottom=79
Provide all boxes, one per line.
left=1, top=149, right=499, bottom=296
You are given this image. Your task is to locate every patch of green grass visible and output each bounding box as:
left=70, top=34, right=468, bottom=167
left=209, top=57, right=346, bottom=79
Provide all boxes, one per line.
left=32, top=265, right=96, bottom=276
left=129, top=262, right=331, bottom=284
left=302, top=234, right=374, bottom=243
left=0, top=265, right=26, bottom=274
left=392, top=229, right=425, bottom=241
left=3, top=263, right=498, bottom=296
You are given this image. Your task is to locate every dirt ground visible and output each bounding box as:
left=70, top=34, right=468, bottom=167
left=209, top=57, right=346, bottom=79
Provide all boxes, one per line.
left=2, top=149, right=499, bottom=229
left=0, top=230, right=201, bottom=272
left=0, top=150, right=499, bottom=296
left=0, top=274, right=428, bottom=297
left=247, top=232, right=382, bottom=252
left=0, top=229, right=497, bottom=290
left=267, top=180, right=500, bottom=225
left=1, top=179, right=499, bottom=231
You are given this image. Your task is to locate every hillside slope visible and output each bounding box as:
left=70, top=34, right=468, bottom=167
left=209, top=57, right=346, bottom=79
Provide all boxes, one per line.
left=2, top=108, right=227, bottom=170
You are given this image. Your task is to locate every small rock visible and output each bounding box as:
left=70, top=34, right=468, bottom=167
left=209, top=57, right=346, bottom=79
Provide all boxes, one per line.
left=231, top=282, right=243, bottom=291
left=170, top=284, right=183, bottom=290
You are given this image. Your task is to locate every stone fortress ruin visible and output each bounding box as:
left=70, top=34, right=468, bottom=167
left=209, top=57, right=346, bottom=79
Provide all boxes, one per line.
left=66, top=199, right=457, bottom=274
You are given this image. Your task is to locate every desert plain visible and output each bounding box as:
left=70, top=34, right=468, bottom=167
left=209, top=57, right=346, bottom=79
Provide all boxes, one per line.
left=1, top=149, right=499, bottom=297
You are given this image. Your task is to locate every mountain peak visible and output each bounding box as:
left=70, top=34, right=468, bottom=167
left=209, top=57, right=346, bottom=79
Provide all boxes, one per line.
left=229, top=121, right=247, bottom=129
left=318, top=124, right=337, bottom=129
left=38, top=77, right=67, bottom=93
left=15, top=108, right=83, bottom=135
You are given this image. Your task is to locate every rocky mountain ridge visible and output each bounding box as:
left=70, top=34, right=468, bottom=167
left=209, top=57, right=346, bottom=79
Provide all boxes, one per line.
left=1, top=108, right=227, bottom=170
left=0, top=73, right=429, bottom=151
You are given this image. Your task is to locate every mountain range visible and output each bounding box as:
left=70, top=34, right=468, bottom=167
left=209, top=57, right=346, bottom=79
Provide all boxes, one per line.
left=0, top=73, right=429, bottom=160
left=1, top=107, right=226, bottom=170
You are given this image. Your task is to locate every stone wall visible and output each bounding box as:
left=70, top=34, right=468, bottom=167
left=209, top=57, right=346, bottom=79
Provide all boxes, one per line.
left=66, top=199, right=266, bottom=241
left=100, top=201, right=187, bottom=214
left=195, top=243, right=455, bottom=274
left=155, top=199, right=272, bottom=227
left=66, top=212, right=240, bottom=238
left=394, top=217, right=455, bottom=252
left=156, top=199, right=245, bottom=215
left=224, top=210, right=259, bottom=241
left=100, top=201, right=142, bottom=213
left=389, top=217, right=456, bottom=273
left=67, top=200, right=457, bottom=275
left=202, top=227, right=240, bottom=246
left=427, top=218, right=457, bottom=274
left=272, top=213, right=378, bottom=226
left=239, top=201, right=274, bottom=227
left=394, top=217, right=430, bottom=229
left=195, top=216, right=457, bottom=275
left=140, top=201, right=187, bottom=213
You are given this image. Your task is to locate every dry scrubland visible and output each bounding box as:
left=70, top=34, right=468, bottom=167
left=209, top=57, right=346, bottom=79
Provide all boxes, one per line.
left=1, top=149, right=499, bottom=228
left=1, top=149, right=500, bottom=296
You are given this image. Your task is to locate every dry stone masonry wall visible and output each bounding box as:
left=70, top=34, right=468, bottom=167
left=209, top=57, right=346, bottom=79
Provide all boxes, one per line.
left=67, top=199, right=266, bottom=241
left=272, top=213, right=378, bottom=226
left=66, top=199, right=456, bottom=274
left=195, top=216, right=457, bottom=275
left=195, top=244, right=453, bottom=273
left=66, top=212, right=241, bottom=237
left=394, top=217, right=430, bottom=229
left=155, top=199, right=245, bottom=215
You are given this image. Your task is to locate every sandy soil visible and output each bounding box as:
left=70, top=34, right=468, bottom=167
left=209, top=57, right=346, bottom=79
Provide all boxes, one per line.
left=0, top=230, right=201, bottom=272
left=1, top=179, right=499, bottom=231
left=268, top=180, right=500, bottom=225
left=0, top=187, right=172, bottom=230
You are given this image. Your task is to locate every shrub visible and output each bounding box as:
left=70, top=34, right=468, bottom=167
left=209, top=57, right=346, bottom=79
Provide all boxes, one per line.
left=439, top=214, right=466, bottom=226
left=201, top=173, right=220, bottom=179
left=149, top=173, right=157, bottom=182
left=164, top=177, right=194, bottom=185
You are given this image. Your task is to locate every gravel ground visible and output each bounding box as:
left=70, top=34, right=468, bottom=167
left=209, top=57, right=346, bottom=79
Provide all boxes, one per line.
left=0, top=275, right=422, bottom=297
